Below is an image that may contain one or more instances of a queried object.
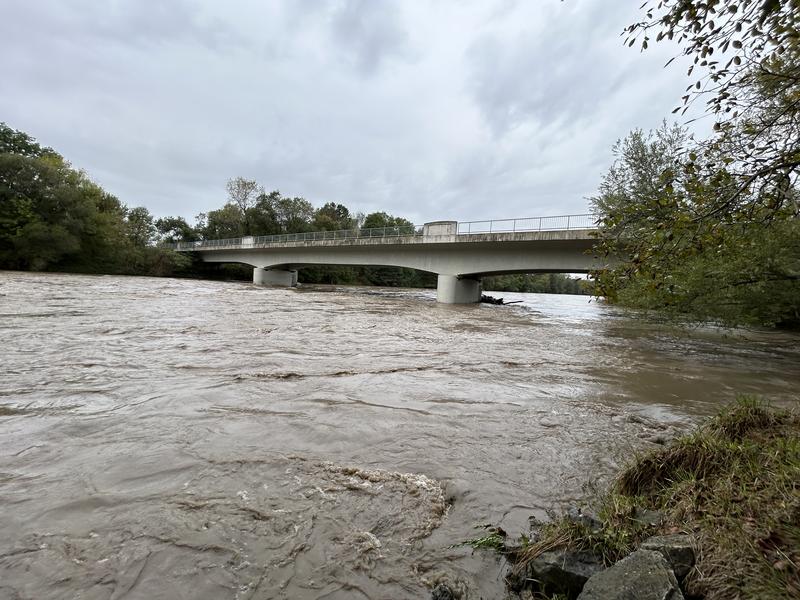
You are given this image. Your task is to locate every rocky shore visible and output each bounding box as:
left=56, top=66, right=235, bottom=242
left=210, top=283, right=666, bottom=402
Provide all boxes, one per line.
left=439, top=398, right=799, bottom=599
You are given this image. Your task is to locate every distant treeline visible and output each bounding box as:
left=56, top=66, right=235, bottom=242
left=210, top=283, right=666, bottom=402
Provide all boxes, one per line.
left=0, top=123, right=582, bottom=293
left=484, top=273, right=590, bottom=295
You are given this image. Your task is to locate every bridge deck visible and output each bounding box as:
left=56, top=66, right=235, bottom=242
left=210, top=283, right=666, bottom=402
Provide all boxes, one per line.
left=173, top=227, right=596, bottom=252
left=168, top=214, right=597, bottom=252
left=164, top=215, right=602, bottom=303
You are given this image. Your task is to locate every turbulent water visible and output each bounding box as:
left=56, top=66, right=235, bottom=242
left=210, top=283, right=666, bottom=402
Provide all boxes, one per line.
left=1, top=271, right=798, bottom=600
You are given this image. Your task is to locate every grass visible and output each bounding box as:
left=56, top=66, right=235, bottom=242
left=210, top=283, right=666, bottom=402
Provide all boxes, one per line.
left=508, top=397, right=800, bottom=599
left=450, top=525, right=509, bottom=552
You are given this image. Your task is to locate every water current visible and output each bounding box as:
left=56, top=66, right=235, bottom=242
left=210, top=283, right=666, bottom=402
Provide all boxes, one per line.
left=1, top=271, right=798, bottom=599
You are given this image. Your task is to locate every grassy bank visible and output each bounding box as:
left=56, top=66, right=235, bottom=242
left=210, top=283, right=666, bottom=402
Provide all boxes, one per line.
left=494, top=398, right=800, bottom=598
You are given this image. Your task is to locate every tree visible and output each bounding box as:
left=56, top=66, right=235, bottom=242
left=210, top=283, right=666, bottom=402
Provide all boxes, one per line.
left=226, top=177, right=263, bottom=233
left=0, top=145, right=88, bottom=269
left=0, top=122, right=55, bottom=158
left=155, top=216, right=198, bottom=242
left=626, top=1, right=800, bottom=225
left=591, top=124, right=800, bottom=327
left=226, top=177, right=262, bottom=214
left=273, top=196, right=314, bottom=233
left=362, top=211, right=415, bottom=231
left=126, top=206, right=157, bottom=247
left=246, top=191, right=281, bottom=235
left=201, top=203, right=245, bottom=239
left=313, top=202, right=353, bottom=231
left=590, top=3, right=800, bottom=326
left=0, top=122, right=210, bottom=277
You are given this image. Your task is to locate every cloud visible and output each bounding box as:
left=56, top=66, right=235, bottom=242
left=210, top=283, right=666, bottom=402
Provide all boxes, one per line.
left=0, top=0, right=702, bottom=225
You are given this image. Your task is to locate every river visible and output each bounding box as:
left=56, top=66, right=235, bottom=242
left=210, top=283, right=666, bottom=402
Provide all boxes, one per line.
left=1, top=271, right=798, bottom=599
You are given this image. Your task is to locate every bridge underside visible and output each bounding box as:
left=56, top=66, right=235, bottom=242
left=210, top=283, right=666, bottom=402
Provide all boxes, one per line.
left=196, top=235, right=601, bottom=303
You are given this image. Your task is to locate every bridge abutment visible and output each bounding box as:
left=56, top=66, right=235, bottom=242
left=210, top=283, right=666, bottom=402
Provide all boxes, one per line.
left=253, top=268, right=298, bottom=287
left=436, top=275, right=481, bottom=304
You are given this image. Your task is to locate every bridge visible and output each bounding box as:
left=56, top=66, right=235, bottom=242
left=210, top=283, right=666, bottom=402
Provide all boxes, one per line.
left=169, top=214, right=604, bottom=303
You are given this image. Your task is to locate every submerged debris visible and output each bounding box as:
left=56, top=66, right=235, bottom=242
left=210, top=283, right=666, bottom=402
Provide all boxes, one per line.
left=480, top=294, right=523, bottom=305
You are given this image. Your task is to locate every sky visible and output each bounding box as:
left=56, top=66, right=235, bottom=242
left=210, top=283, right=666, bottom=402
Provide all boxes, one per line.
left=1, top=0, right=704, bottom=225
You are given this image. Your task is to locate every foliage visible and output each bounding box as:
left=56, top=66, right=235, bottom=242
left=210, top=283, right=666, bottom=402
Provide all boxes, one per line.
left=0, top=123, right=192, bottom=277
left=155, top=216, right=198, bottom=242
left=591, top=122, right=800, bottom=327
left=626, top=0, right=800, bottom=218
left=626, top=0, right=799, bottom=119
left=313, top=202, right=354, bottom=231
left=451, top=525, right=509, bottom=553
left=126, top=206, right=157, bottom=247
left=197, top=203, right=245, bottom=239
left=620, top=3, right=799, bottom=246
left=226, top=176, right=263, bottom=233
left=593, top=2, right=800, bottom=328
left=484, top=273, right=590, bottom=295
left=362, top=211, right=415, bottom=230
left=0, top=122, right=55, bottom=158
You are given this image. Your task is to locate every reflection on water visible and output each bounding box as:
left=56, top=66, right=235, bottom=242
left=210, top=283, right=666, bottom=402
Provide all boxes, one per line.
left=0, top=272, right=798, bottom=599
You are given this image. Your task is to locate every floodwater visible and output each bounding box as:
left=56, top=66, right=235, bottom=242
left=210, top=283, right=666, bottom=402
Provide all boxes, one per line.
left=1, top=271, right=798, bottom=600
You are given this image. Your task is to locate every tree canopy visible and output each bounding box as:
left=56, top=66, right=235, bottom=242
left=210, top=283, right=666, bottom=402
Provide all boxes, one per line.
left=0, top=123, right=189, bottom=275
left=591, top=2, right=800, bottom=327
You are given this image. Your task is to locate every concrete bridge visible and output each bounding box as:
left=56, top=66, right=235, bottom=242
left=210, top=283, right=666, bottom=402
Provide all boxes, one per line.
left=171, top=214, right=603, bottom=303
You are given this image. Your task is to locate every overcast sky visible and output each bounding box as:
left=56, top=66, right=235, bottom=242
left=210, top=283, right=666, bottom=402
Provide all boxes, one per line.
left=1, top=0, right=702, bottom=224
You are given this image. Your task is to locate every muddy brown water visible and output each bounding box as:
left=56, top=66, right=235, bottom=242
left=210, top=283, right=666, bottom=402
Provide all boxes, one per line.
left=1, top=271, right=798, bottom=599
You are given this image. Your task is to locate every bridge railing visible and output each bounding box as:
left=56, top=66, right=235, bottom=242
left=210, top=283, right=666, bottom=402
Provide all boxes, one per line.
left=163, top=214, right=598, bottom=250
left=456, top=214, right=597, bottom=234
left=167, top=224, right=421, bottom=250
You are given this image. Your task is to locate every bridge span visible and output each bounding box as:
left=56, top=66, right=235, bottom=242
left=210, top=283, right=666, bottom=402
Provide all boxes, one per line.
left=171, top=214, right=604, bottom=303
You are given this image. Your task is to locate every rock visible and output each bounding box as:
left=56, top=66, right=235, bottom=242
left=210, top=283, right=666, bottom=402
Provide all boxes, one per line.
left=577, top=549, right=684, bottom=600
left=640, top=534, right=695, bottom=581
left=431, top=583, right=455, bottom=600
left=509, top=549, right=604, bottom=598
left=566, top=506, right=603, bottom=532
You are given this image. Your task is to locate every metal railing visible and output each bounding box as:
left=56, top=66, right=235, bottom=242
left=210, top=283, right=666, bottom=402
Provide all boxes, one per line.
left=456, top=214, right=597, bottom=234
left=165, top=224, right=421, bottom=250
left=162, top=214, right=597, bottom=250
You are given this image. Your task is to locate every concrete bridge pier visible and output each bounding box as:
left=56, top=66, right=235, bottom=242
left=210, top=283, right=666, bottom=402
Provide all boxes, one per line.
left=436, top=275, right=481, bottom=304
left=253, top=268, right=298, bottom=287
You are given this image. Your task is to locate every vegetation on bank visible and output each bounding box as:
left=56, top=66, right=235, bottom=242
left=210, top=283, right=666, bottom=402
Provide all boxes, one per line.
left=466, top=398, right=800, bottom=599
left=591, top=1, right=800, bottom=329
left=484, top=273, right=590, bottom=296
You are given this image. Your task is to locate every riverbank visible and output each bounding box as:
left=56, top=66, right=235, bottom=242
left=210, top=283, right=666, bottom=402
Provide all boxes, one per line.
left=472, top=398, right=800, bottom=599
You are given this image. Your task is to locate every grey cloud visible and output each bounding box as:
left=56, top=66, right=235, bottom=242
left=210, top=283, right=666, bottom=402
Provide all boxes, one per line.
left=283, top=0, right=413, bottom=76
left=329, top=0, right=410, bottom=75
left=466, top=3, right=629, bottom=135
left=1, top=0, right=698, bottom=226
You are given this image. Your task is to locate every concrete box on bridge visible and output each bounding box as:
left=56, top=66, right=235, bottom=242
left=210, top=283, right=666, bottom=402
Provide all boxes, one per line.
left=422, top=221, right=457, bottom=239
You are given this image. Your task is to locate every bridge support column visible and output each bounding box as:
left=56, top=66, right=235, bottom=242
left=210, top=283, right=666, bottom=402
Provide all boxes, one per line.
left=436, top=275, right=481, bottom=304
left=253, top=268, right=297, bottom=287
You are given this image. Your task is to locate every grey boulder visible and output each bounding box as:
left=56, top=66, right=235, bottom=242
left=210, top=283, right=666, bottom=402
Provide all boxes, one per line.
left=577, top=549, right=684, bottom=600
left=510, top=549, right=604, bottom=598
left=640, top=534, right=695, bottom=581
